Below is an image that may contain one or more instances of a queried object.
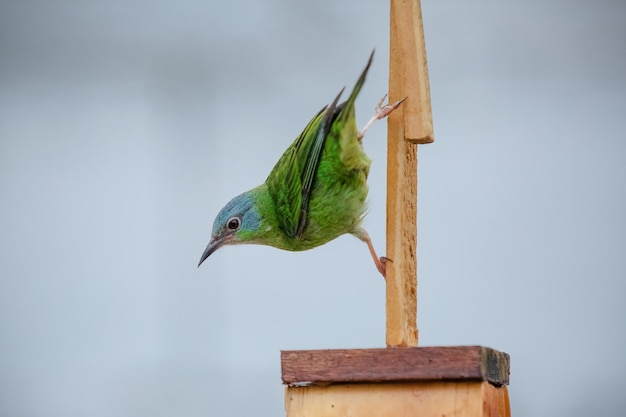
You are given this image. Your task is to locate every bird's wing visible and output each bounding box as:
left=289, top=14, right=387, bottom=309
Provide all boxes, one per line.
left=266, top=89, right=344, bottom=239
left=266, top=51, right=374, bottom=239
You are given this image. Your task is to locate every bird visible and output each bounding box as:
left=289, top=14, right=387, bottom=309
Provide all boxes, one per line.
left=198, top=51, right=405, bottom=278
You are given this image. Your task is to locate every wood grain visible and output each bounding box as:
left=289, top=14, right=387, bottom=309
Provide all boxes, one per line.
left=281, top=346, right=510, bottom=386
left=285, top=381, right=510, bottom=417
left=385, top=108, right=418, bottom=347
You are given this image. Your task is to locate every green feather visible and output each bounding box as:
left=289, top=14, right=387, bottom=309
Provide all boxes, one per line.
left=264, top=51, right=373, bottom=249
left=266, top=88, right=344, bottom=239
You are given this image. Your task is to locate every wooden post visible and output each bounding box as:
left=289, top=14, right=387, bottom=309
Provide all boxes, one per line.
left=282, top=1, right=512, bottom=416
left=386, top=0, right=434, bottom=348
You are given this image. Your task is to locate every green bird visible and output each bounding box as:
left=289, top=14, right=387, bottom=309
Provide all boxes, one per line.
left=198, top=51, right=404, bottom=277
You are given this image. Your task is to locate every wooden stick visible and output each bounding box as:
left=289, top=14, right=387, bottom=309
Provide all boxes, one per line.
left=390, top=0, right=434, bottom=144
left=386, top=0, right=434, bottom=347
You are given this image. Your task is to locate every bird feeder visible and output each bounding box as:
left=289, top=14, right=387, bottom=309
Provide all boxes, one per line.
left=281, top=0, right=511, bottom=415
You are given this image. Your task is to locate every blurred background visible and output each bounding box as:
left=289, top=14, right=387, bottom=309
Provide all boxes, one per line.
left=1, top=0, right=625, bottom=416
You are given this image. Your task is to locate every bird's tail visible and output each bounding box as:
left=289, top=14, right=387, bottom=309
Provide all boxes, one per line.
left=334, top=50, right=374, bottom=125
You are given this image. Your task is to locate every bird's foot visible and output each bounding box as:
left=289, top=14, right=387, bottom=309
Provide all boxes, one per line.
left=376, top=256, right=390, bottom=279
left=374, top=94, right=407, bottom=119
left=357, top=229, right=387, bottom=280
left=358, top=94, right=408, bottom=140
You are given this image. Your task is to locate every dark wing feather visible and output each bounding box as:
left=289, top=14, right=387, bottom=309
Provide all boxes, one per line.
left=294, top=88, right=344, bottom=237
left=266, top=90, right=344, bottom=239
left=266, top=50, right=374, bottom=239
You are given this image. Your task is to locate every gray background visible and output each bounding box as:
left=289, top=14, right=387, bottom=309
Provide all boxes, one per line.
left=1, top=0, right=625, bottom=416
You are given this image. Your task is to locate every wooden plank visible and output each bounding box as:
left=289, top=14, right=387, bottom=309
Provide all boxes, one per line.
left=386, top=0, right=420, bottom=348
left=281, top=346, right=510, bottom=386
left=385, top=105, right=418, bottom=347
left=285, top=381, right=511, bottom=417
left=386, top=0, right=434, bottom=348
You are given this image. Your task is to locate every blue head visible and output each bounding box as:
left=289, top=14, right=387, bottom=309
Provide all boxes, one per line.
left=198, top=190, right=263, bottom=267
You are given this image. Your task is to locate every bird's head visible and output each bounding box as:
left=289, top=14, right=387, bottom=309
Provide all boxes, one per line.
left=198, top=190, right=263, bottom=267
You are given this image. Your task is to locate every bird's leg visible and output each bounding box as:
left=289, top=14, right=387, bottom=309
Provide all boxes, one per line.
left=355, top=228, right=388, bottom=279
left=366, top=239, right=388, bottom=279
left=357, top=94, right=407, bottom=141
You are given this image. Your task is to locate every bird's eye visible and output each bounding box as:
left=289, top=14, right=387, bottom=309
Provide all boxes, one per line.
left=226, top=217, right=241, bottom=231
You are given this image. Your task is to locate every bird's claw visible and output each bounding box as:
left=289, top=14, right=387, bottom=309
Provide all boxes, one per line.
left=358, top=94, right=407, bottom=140
left=377, top=256, right=390, bottom=279
left=374, top=94, right=407, bottom=120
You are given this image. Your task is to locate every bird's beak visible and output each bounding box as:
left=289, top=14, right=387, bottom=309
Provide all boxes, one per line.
left=198, top=234, right=232, bottom=267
